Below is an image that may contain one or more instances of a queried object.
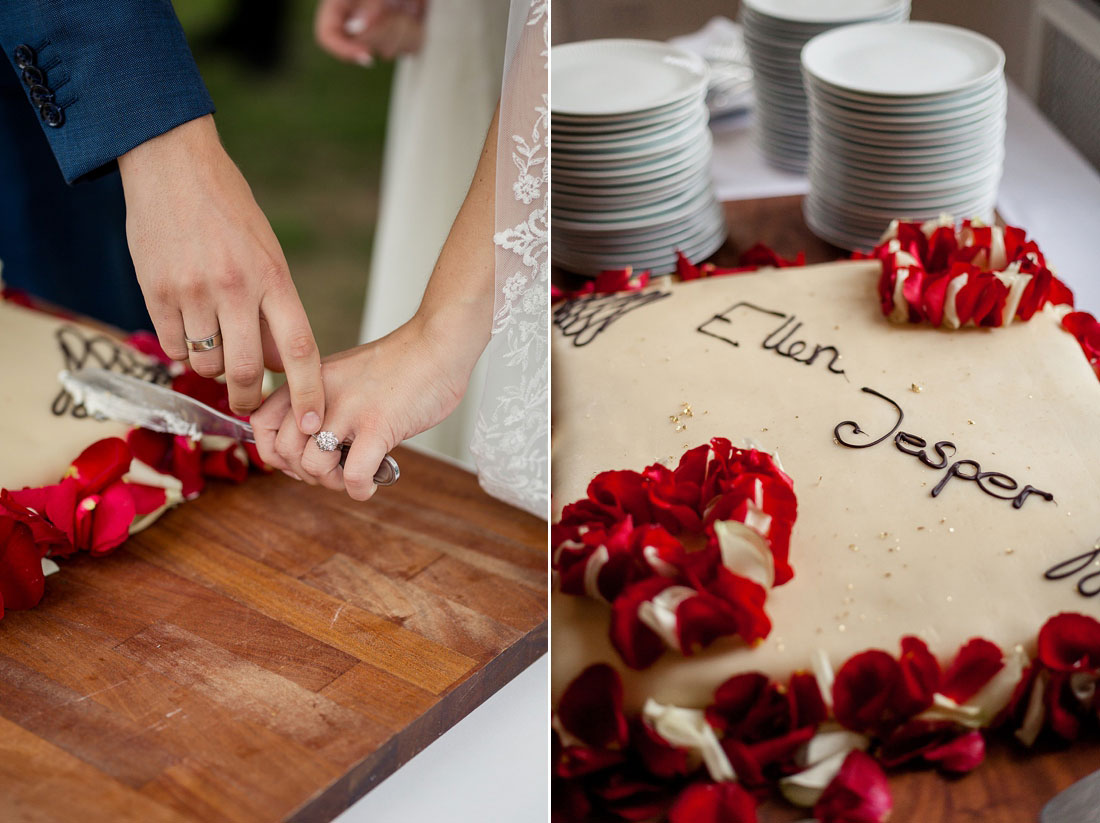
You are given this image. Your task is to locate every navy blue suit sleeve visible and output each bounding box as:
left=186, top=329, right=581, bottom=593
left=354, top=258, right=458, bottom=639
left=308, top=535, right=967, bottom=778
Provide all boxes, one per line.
left=0, top=0, right=215, bottom=184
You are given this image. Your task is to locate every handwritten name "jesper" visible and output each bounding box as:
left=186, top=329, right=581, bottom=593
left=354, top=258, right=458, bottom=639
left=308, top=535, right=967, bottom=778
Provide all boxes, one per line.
left=834, top=387, right=1055, bottom=510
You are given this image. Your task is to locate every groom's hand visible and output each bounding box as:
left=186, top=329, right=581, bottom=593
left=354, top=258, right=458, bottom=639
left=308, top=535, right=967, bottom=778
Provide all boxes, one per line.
left=118, top=115, right=325, bottom=434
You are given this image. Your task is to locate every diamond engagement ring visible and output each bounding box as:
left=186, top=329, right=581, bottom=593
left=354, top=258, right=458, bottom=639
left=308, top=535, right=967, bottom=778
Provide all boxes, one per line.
left=313, top=431, right=340, bottom=452
left=185, top=331, right=223, bottom=352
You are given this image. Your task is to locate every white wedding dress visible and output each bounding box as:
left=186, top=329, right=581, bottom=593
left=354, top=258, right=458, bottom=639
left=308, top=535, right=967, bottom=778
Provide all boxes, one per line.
left=469, top=0, right=548, bottom=519
left=360, top=0, right=509, bottom=467
left=363, top=0, right=547, bottom=519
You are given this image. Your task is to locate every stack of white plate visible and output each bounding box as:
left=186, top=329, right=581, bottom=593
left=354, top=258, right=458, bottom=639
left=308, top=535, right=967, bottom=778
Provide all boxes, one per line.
left=551, top=39, right=726, bottom=276
left=741, top=0, right=911, bottom=172
left=802, top=22, right=1007, bottom=250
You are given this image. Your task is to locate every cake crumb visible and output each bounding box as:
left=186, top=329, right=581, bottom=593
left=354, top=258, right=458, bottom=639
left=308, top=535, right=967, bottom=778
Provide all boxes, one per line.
left=910, top=383, right=923, bottom=393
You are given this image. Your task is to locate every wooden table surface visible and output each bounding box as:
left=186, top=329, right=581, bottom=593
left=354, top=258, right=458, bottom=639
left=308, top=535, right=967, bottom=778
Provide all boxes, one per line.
left=709, top=195, right=1100, bottom=823
left=0, top=446, right=547, bottom=823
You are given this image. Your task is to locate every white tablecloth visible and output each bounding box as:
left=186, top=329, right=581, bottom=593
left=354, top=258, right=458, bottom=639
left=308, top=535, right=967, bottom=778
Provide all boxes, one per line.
left=335, top=654, right=548, bottom=823
left=710, top=81, right=1100, bottom=313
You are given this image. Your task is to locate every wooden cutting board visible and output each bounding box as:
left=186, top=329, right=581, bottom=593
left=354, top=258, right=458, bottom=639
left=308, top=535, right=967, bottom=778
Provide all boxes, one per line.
left=0, top=446, right=547, bottom=823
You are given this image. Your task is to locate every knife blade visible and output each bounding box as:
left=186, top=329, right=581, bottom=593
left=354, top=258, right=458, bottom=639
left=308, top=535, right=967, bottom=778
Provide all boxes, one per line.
left=1042, top=768, right=1100, bottom=823
left=60, top=368, right=399, bottom=486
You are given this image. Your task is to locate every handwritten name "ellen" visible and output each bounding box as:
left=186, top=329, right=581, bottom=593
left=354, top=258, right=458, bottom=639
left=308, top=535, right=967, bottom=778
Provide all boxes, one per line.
left=834, top=387, right=1054, bottom=510
left=697, top=302, right=846, bottom=376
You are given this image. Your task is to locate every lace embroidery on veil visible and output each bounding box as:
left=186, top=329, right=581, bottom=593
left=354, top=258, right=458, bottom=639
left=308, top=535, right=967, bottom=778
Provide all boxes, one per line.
left=469, top=0, right=548, bottom=519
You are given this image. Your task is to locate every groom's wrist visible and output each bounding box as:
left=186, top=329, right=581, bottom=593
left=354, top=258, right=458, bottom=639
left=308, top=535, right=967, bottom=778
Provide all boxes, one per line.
left=118, top=114, right=222, bottom=183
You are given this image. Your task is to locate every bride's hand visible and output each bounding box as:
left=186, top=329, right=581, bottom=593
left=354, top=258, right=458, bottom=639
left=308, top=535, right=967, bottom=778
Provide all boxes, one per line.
left=251, top=312, right=482, bottom=501
left=314, top=0, right=426, bottom=65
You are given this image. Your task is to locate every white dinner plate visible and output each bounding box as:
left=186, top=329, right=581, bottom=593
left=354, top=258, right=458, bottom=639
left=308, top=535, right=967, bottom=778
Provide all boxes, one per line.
left=551, top=39, right=708, bottom=116
left=805, top=75, right=1003, bottom=113
left=551, top=94, right=702, bottom=130
left=744, top=0, right=907, bottom=25
left=802, top=22, right=1005, bottom=97
left=552, top=107, right=709, bottom=161
left=552, top=136, right=712, bottom=183
left=807, top=89, right=1005, bottom=128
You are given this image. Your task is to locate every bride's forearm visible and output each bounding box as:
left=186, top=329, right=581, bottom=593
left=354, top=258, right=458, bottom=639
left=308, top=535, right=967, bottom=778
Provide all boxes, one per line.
left=413, top=104, right=500, bottom=376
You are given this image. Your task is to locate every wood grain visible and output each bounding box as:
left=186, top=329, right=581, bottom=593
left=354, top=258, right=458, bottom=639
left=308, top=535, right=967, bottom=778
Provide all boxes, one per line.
left=0, top=446, right=546, bottom=823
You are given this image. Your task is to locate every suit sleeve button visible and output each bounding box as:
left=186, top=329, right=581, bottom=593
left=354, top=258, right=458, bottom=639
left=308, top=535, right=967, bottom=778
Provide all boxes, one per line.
left=29, top=84, right=54, bottom=106
left=40, top=101, right=64, bottom=127
left=13, top=44, right=35, bottom=68
left=21, top=65, right=45, bottom=86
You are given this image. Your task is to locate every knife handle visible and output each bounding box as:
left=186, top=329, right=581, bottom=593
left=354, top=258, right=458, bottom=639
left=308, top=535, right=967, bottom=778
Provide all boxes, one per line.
left=337, top=444, right=400, bottom=487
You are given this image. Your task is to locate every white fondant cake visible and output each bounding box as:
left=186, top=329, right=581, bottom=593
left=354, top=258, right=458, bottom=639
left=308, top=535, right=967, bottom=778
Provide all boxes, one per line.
left=0, top=300, right=158, bottom=490
left=551, top=259, right=1100, bottom=711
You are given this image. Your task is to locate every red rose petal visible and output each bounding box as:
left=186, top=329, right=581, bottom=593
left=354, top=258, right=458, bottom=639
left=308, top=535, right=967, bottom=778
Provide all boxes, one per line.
left=69, top=437, right=132, bottom=494
left=610, top=577, right=675, bottom=669
left=923, top=729, right=985, bottom=774
left=707, top=672, right=777, bottom=738
left=0, top=519, right=46, bottom=614
left=88, top=481, right=137, bottom=556
left=557, top=664, right=629, bottom=749
left=813, top=750, right=893, bottom=823
left=940, top=638, right=1005, bottom=704
left=173, top=436, right=205, bottom=499
left=789, top=671, right=828, bottom=729
left=669, top=782, right=758, bottom=823
left=0, top=490, right=73, bottom=557
left=833, top=650, right=899, bottom=734
left=127, top=483, right=168, bottom=517
left=202, top=444, right=249, bottom=484
left=127, top=427, right=173, bottom=471
left=631, top=718, right=693, bottom=779
left=1038, top=613, right=1100, bottom=673
left=895, top=635, right=939, bottom=717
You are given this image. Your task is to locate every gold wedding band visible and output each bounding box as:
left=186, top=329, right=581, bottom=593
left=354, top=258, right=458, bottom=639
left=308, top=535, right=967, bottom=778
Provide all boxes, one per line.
left=185, top=331, right=223, bottom=352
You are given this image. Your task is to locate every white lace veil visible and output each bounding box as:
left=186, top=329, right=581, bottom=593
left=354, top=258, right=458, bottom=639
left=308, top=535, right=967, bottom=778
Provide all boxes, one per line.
left=468, top=0, right=549, bottom=520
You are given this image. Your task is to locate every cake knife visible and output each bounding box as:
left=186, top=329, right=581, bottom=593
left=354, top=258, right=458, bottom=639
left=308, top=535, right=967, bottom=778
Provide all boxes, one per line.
left=1042, top=769, right=1100, bottom=823
left=59, top=367, right=399, bottom=486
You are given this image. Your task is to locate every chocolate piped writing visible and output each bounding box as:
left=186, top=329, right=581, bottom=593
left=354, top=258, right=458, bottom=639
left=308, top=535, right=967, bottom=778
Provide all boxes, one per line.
left=554, top=290, right=671, bottom=347
left=1044, top=542, right=1100, bottom=597
left=54, top=325, right=171, bottom=418
left=697, top=302, right=846, bottom=376
left=834, top=387, right=1055, bottom=510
